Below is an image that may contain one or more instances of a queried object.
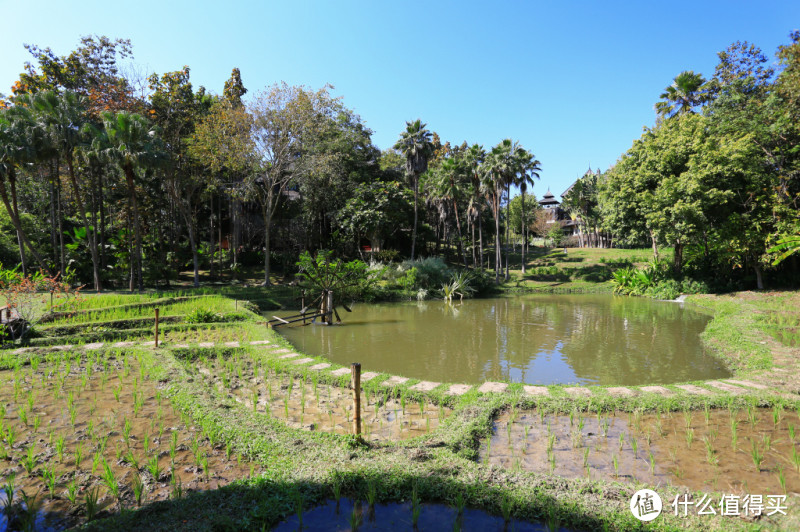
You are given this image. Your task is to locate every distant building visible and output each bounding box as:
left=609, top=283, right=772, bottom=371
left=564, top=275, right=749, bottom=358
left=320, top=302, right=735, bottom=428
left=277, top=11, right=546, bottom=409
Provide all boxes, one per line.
left=538, top=188, right=578, bottom=236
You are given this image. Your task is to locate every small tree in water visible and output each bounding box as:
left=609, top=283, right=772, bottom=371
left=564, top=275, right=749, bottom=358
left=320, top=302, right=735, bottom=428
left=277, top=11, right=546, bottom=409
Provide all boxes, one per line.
left=295, top=251, right=381, bottom=321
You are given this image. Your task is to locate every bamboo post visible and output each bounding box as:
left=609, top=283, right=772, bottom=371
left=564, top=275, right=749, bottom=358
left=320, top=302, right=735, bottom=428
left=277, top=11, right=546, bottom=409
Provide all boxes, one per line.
left=154, top=308, right=160, bottom=347
left=351, top=362, right=361, bottom=438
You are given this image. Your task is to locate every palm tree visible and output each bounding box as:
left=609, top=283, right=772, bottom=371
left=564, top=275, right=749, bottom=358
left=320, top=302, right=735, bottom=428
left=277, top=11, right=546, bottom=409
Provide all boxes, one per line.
left=31, top=90, right=104, bottom=290
left=463, top=144, right=485, bottom=268
left=0, top=104, right=48, bottom=274
left=515, top=150, right=541, bottom=275
left=655, top=71, right=710, bottom=118
left=481, top=140, right=515, bottom=283
left=100, top=111, right=163, bottom=291
left=432, top=157, right=468, bottom=266
left=393, top=120, right=433, bottom=260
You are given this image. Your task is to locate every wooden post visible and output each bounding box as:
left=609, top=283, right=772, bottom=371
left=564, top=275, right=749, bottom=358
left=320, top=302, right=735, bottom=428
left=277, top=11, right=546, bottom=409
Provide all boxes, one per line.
left=351, top=362, right=361, bottom=438
left=326, top=291, right=334, bottom=325
left=154, top=308, right=160, bottom=347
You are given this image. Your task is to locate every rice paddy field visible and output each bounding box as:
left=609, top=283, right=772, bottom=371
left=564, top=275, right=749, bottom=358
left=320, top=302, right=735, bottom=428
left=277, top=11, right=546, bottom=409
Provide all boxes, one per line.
left=1, top=288, right=799, bottom=531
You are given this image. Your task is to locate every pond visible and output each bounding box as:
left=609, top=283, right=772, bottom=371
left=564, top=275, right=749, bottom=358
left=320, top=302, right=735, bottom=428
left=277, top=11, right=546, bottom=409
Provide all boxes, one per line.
left=277, top=294, right=730, bottom=386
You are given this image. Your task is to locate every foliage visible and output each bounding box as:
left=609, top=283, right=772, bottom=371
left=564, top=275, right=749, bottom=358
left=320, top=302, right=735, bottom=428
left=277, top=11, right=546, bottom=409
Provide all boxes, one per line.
left=296, top=250, right=378, bottom=302
left=184, top=308, right=225, bottom=324
left=0, top=267, right=82, bottom=339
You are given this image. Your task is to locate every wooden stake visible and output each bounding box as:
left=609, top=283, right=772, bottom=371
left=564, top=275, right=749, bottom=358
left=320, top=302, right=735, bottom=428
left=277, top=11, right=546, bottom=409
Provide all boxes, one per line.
left=351, top=362, right=361, bottom=437
left=154, top=308, right=160, bottom=347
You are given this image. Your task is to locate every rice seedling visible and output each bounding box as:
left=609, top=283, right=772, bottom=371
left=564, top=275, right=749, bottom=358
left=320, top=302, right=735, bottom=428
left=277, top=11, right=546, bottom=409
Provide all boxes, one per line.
left=683, top=410, right=692, bottom=430
left=747, top=405, right=757, bottom=427
left=43, top=464, right=57, bottom=499
left=18, top=489, right=42, bottom=531
left=84, top=486, right=101, bottom=521
left=648, top=450, right=656, bottom=474
left=132, top=473, right=146, bottom=506
left=142, top=429, right=152, bottom=456
left=750, top=440, right=764, bottom=471
left=773, top=404, right=783, bottom=427
left=777, top=464, right=787, bottom=494
left=74, top=442, right=84, bottom=469
left=583, top=447, right=590, bottom=468
left=500, top=495, right=513, bottom=523
left=366, top=479, right=378, bottom=507
left=792, top=446, right=800, bottom=473
left=630, top=436, right=639, bottom=457
left=790, top=424, right=796, bottom=443
left=18, top=407, right=28, bottom=427
left=102, top=458, right=121, bottom=506
left=599, top=417, right=610, bottom=437
left=65, top=479, right=79, bottom=504
left=124, top=449, right=140, bottom=471
left=762, top=433, right=772, bottom=452
left=22, top=445, right=37, bottom=475
left=349, top=503, right=362, bottom=530
left=612, top=453, right=619, bottom=477
left=685, top=428, right=694, bottom=449
left=147, top=454, right=163, bottom=481
left=703, top=437, right=718, bottom=466
left=618, top=432, right=625, bottom=451
left=55, top=435, right=65, bottom=462
left=91, top=450, right=102, bottom=475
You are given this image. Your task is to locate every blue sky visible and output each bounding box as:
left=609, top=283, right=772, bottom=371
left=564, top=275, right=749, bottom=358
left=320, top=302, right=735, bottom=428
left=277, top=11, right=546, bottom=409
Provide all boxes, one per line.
left=1, top=1, right=797, bottom=197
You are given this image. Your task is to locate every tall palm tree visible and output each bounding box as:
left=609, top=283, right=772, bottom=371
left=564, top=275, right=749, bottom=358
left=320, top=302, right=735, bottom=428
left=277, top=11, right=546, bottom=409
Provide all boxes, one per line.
left=463, top=144, right=485, bottom=268
left=481, top=140, right=515, bottom=283
left=31, top=90, right=104, bottom=291
left=515, top=150, right=541, bottom=275
left=0, top=104, right=48, bottom=274
left=100, top=111, right=163, bottom=291
left=655, top=71, right=710, bottom=118
left=432, top=157, right=468, bottom=266
left=393, top=120, right=433, bottom=260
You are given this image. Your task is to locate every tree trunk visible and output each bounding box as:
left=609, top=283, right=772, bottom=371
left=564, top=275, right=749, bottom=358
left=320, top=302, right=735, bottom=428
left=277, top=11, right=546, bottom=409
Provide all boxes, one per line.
left=673, top=240, right=684, bottom=276
left=471, top=217, right=476, bottom=268
left=479, top=214, right=484, bottom=272
left=649, top=229, right=659, bottom=262
left=263, top=208, right=272, bottom=286
left=494, top=187, right=501, bottom=284
left=411, top=177, right=418, bottom=261
left=124, top=164, right=143, bottom=291
left=453, top=198, right=467, bottom=267
left=521, top=190, right=526, bottom=275
left=66, top=153, right=102, bottom=291
left=209, top=195, right=215, bottom=278
left=504, top=184, right=510, bottom=281
left=754, top=263, right=764, bottom=290
left=0, top=169, right=46, bottom=272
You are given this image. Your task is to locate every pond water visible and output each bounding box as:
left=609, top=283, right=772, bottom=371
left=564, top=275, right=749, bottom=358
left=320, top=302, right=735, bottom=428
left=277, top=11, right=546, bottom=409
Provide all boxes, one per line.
left=278, top=294, right=730, bottom=386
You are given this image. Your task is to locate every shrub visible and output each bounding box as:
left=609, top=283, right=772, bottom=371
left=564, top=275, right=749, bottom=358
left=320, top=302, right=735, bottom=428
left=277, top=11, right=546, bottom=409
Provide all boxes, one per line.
left=374, top=249, right=400, bottom=263
left=646, top=279, right=681, bottom=300
left=184, top=308, right=224, bottom=323
left=399, top=257, right=450, bottom=289
left=681, top=279, right=710, bottom=294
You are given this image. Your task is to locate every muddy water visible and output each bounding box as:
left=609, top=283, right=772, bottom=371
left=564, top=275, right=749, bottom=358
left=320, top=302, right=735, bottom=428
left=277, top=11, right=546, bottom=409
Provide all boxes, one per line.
left=278, top=294, right=726, bottom=386
left=273, top=498, right=574, bottom=531
left=190, top=356, right=451, bottom=441
left=0, top=354, right=257, bottom=530
left=481, top=407, right=800, bottom=494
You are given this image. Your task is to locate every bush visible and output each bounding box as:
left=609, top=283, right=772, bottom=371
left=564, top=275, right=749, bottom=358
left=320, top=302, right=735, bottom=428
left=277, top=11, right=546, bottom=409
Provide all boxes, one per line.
left=184, top=308, right=224, bottom=323
left=398, top=257, right=450, bottom=289
left=646, top=279, right=681, bottom=300
left=680, top=279, right=710, bottom=294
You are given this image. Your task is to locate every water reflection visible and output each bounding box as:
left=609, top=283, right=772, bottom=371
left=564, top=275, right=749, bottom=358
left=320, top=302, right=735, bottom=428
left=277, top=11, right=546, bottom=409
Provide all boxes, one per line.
left=278, top=294, right=729, bottom=386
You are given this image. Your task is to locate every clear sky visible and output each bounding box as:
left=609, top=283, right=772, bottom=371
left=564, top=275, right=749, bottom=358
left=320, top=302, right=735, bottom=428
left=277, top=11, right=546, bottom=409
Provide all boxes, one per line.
left=1, top=0, right=798, bottom=198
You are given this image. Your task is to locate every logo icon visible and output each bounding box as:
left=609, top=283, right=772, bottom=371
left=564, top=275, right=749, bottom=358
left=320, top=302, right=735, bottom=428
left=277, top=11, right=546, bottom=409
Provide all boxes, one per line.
left=630, top=489, right=662, bottom=521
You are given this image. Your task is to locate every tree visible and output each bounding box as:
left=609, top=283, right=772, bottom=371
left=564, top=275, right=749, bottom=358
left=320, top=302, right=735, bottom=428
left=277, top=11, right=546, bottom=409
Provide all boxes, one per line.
left=29, top=91, right=104, bottom=291
left=481, top=139, right=515, bottom=283
left=100, top=111, right=164, bottom=291
left=512, top=148, right=540, bottom=274
left=393, top=120, right=433, bottom=260
left=0, top=104, right=48, bottom=274
left=655, top=71, right=711, bottom=119
left=429, top=157, right=469, bottom=266
left=148, top=67, right=214, bottom=287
